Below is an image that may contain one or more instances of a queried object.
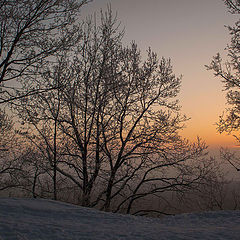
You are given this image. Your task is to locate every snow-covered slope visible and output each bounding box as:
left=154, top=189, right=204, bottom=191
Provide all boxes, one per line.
left=0, top=198, right=240, bottom=240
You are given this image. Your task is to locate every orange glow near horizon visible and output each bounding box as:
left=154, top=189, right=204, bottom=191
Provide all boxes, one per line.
left=180, top=84, right=236, bottom=150
left=181, top=124, right=235, bottom=149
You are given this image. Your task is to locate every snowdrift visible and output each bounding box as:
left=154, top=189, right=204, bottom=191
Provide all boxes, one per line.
left=0, top=198, right=240, bottom=239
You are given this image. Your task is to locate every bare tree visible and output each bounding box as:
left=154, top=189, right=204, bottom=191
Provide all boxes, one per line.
left=206, top=0, right=240, bottom=171
left=191, top=157, right=230, bottom=211
left=0, top=0, right=89, bottom=104
left=224, top=0, right=240, bottom=14
left=13, top=57, right=66, bottom=200
left=15, top=8, right=209, bottom=215
left=0, top=109, right=26, bottom=192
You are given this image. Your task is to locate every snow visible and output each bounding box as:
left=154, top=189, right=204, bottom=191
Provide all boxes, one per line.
left=0, top=198, right=240, bottom=240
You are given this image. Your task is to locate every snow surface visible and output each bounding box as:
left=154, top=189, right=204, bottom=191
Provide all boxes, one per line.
left=0, top=198, right=240, bottom=240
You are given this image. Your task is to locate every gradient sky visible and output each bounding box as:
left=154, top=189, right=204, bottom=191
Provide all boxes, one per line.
left=82, top=0, right=239, bottom=149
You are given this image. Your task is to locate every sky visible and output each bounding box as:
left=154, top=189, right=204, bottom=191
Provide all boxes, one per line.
left=81, top=0, right=239, bottom=150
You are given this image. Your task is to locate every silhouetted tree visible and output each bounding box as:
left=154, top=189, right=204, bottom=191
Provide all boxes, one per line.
left=15, top=8, right=209, bottom=215
left=0, top=109, right=26, bottom=191
left=188, top=157, right=230, bottom=211
left=13, top=57, right=66, bottom=200
left=224, top=0, right=240, bottom=14
left=0, top=0, right=89, bottom=104
left=206, top=0, right=240, bottom=171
